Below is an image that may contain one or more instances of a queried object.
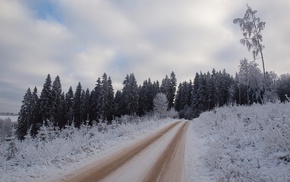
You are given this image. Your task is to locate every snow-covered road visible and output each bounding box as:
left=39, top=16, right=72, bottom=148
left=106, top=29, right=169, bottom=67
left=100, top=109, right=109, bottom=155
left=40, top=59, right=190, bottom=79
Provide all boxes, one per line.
left=53, top=121, right=189, bottom=182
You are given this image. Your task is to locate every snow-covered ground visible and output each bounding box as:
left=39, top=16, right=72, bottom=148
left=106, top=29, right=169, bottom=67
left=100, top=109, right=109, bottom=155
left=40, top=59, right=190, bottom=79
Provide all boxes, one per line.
left=187, top=102, right=290, bottom=181
left=0, top=115, right=18, bottom=122
left=0, top=116, right=175, bottom=182
left=1, top=102, right=290, bottom=182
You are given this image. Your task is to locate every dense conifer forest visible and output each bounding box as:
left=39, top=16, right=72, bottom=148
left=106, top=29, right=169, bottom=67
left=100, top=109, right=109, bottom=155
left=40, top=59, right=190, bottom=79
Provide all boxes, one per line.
left=15, top=63, right=290, bottom=139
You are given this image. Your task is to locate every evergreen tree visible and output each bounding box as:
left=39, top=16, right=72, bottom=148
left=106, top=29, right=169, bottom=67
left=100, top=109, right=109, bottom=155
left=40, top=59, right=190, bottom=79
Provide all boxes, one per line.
left=91, top=78, right=102, bottom=121
left=65, top=86, right=74, bottom=126
left=168, top=71, right=177, bottom=109
left=161, top=72, right=177, bottom=110
left=16, top=88, right=32, bottom=140
left=114, top=90, right=123, bottom=117
left=122, top=74, right=139, bottom=115
left=81, top=88, right=91, bottom=123
left=276, top=74, right=290, bottom=102
left=51, top=76, right=62, bottom=127
left=73, top=82, right=83, bottom=128
left=58, top=92, right=66, bottom=129
left=30, top=87, right=41, bottom=136
left=138, top=78, right=155, bottom=115
left=98, top=73, right=114, bottom=122
left=39, top=74, right=53, bottom=125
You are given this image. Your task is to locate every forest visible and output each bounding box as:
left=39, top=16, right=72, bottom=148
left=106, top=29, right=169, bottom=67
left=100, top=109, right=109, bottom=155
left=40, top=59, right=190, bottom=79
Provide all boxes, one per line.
left=15, top=59, right=290, bottom=140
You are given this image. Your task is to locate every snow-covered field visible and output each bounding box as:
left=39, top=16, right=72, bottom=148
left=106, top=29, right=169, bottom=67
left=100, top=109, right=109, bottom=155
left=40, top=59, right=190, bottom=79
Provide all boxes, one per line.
left=1, top=102, right=290, bottom=182
left=0, top=115, right=18, bottom=122
left=187, top=102, right=290, bottom=181
left=0, top=116, right=175, bottom=182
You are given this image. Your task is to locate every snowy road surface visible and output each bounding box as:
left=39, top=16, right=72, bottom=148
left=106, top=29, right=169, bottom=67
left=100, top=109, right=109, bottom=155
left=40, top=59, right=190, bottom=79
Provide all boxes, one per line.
left=53, top=121, right=189, bottom=182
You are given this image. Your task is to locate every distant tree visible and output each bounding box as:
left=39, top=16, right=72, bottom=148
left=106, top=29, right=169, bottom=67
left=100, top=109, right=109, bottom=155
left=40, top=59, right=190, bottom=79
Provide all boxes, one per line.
left=153, top=93, right=168, bottom=118
left=161, top=72, right=177, bottom=110
left=276, top=74, right=290, bottom=102
left=114, top=90, right=123, bottom=117
left=98, top=73, right=114, bottom=122
left=138, top=78, right=155, bottom=115
left=238, top=58, right=263, bottom=104
left=175, top=81, right=192, bottom=112
left=264, top=71, right=278, bottom=102
left=122, top=74, right=139, bottom=115
left=234, top=4, right=266, bottom=86
left=81, top=88, right=91, bottom=123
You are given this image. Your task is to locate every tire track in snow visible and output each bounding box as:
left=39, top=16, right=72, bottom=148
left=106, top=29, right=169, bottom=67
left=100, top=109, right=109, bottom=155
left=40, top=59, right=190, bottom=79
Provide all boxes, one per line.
left=56, top=121, right=180, bottom=182
left=143, top=121, right=189, bottom=182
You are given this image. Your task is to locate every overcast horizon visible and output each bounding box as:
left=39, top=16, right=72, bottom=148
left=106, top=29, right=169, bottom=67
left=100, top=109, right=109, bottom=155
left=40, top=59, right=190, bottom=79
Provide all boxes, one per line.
left=1, top=0, right=290, bottom=113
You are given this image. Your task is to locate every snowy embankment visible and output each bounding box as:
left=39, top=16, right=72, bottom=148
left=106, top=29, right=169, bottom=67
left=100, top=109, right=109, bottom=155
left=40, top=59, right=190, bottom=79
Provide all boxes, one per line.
left=0, top=116, right=174, bottom=182
left=187, top=102, right=290, bottom=181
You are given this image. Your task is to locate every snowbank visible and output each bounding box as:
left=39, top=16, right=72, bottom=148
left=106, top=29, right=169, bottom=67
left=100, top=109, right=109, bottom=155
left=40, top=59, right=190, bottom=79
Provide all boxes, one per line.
left=0, top=116, right=174, bottom=182
left=188, top=102, right=290, bottom=181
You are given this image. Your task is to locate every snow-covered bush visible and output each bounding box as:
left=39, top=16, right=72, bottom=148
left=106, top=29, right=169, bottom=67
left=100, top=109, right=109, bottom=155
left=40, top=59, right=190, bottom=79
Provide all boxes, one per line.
left=0, top=118, right=14, bottom=142
left=196, top=102, right=290, bottom=181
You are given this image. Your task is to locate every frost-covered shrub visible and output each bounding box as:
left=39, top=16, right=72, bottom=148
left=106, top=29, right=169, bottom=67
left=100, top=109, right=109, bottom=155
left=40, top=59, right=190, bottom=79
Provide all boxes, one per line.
left=0, top=116, right=173, bottom=181
left=198, top=102, right=290, bottom=181
left=0, top=118, right=14, bottom=142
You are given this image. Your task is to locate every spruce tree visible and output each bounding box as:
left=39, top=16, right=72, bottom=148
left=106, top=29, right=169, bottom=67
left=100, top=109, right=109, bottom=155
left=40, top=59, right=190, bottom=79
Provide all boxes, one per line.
left=73, top=82, right=83, bottom=128
left=39, top=74, right=53, bottom=126
left=98, top=73, right=114, bottom=122
left=114, top=90, right=123, bottom=117
left=65, top=87, right=74, bottom=126
left=16, top=88, right=32, bottom=140
left=122, top=74, right=139, bottom=115
left=51, top=76, right=62, bottom=127
left=30, top=87, right=41, bottom=136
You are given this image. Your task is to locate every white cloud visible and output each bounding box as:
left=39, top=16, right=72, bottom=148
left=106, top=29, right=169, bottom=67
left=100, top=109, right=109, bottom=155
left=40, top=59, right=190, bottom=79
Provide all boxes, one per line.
left=0, top=0, right=290, bottom=112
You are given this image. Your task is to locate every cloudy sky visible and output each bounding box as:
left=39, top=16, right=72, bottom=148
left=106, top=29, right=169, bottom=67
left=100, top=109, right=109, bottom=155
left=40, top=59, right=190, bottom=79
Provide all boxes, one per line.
left=0, top=0, right=289, bottom=113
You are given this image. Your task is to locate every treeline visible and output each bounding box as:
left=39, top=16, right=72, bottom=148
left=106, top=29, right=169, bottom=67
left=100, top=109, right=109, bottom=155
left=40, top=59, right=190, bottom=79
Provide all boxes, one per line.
left=17, top=62, right=290, bottom=139
left=16, top=72, right=177, bottom=139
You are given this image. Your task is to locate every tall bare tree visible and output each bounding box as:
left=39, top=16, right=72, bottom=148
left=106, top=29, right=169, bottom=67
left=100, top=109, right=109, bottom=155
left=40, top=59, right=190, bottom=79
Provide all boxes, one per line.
left=234, top=4, right=266, bottom=84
